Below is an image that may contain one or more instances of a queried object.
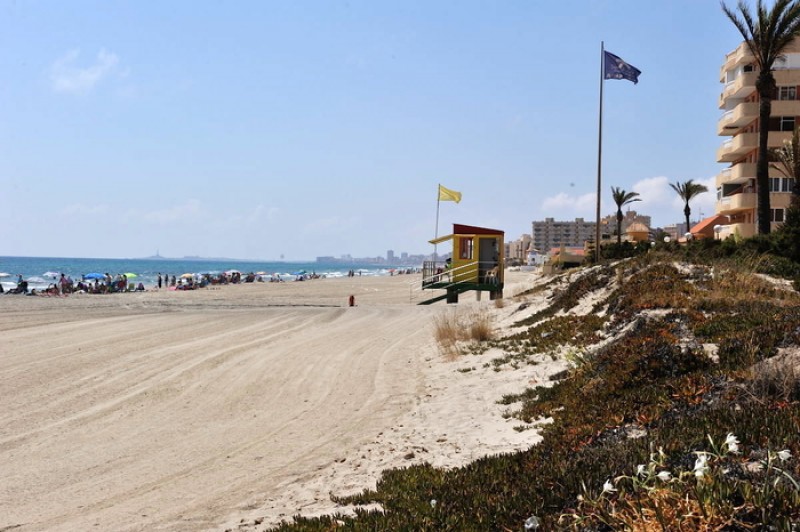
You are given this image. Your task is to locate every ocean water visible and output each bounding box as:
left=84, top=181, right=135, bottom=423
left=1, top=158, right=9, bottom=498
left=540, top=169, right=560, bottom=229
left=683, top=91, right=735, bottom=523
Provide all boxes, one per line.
left=0, top=256, right=415, bottom=291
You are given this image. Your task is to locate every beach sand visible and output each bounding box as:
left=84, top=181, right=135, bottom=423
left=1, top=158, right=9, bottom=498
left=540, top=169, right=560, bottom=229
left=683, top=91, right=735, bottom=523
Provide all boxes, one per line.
left=0, top=270, right=563, bottom=531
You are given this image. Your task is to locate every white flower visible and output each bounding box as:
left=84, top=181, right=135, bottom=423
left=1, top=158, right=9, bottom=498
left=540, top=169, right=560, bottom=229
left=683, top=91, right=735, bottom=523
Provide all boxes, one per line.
left=602, top=479, right=616, bottom=493
left=694, top=453, right=709, bottom=478
left=636, top=464, right=646, bottom=477
left=724, top=433, right=740, bottom=454
left=778, top=449, right=792, bottom=462
left=657, top=470, right=672, bottom=482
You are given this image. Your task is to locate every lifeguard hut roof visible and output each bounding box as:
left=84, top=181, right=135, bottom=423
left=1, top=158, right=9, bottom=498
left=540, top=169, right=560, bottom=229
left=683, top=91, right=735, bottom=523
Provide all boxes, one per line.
left=430, top=223, right=504, bottom=244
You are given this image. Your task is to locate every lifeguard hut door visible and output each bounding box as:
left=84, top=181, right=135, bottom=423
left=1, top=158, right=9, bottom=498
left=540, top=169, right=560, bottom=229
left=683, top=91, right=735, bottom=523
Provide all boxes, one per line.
left=478, top=237, right=498, bottom=280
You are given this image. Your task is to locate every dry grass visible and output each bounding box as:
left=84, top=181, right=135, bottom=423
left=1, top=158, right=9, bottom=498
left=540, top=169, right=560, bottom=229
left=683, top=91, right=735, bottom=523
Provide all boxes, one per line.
left=433, top=308, right=494, bottom=357
left=745, top=348, right=800, bottom=403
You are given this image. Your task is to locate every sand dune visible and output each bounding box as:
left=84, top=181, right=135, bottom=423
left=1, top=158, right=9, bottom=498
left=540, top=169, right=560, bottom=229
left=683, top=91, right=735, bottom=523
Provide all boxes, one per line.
left=0, top=272, right=554, bottom=531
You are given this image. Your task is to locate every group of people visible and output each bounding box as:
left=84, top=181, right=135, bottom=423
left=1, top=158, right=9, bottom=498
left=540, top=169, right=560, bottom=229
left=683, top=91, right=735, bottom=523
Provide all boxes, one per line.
left=2, top=273, right=147, bottom=296
left=3, top=268, right=347, bottom=296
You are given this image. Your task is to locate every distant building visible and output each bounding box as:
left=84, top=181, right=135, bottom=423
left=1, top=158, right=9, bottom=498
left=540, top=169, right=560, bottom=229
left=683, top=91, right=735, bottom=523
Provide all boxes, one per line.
left=532, top=217, right=606, bottom=251
left=625, top=222, right=651, bottom=243
left=600, top=210, right=652, bottom=238
left=506, top=234, right=532, bottom=264
left=663, top=223, right=688, bottom=241
left=387, top=250, right=395, bottom=263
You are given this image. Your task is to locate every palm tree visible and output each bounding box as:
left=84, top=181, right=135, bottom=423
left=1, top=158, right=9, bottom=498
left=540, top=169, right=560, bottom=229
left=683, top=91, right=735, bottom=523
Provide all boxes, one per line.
left=670, top=180, right=709, bottom=236
left=770, top=125, right=800, bottom=178
left=722, top=0, right=800, bottom=234
left=610, top=187, right=641, bottom=244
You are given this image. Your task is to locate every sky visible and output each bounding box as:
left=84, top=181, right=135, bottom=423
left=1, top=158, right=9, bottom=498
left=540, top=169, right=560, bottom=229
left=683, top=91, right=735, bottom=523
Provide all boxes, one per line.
left=0, top=0, right=746, bottom=260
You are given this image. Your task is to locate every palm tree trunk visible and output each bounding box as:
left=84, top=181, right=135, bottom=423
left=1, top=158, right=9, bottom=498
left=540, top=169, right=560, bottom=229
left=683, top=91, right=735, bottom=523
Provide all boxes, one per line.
left=756, top=76, right=774, bottom=234
left=684, top=204, right=691, bottom=237
left=616, top=210, right=623, bottom=245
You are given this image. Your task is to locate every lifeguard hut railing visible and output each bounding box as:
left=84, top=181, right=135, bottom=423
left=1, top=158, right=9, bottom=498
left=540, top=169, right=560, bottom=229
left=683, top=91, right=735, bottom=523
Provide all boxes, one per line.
left=421, top=260, right=500, bottom=288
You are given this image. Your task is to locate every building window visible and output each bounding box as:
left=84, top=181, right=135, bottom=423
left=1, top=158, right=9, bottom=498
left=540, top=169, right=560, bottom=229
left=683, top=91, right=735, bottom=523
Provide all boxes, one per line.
left=781, top=116, right=796, bottom=131
left=770, top=208, right=785, bottom=223
left=744, top=64, right=754, bottom=72
left=770, top=177, right=797, bottom=192
left=779, top=86, right=798, bottom=100
left=459, top=238, right=473, bottom=260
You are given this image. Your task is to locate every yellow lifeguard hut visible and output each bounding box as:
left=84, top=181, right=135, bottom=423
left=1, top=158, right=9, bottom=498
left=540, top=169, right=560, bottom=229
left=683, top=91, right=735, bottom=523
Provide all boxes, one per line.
left=420, top=223, right=504, bottom=304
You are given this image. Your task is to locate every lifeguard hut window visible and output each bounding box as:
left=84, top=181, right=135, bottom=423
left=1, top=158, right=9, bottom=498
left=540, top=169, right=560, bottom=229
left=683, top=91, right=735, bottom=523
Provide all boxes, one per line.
left=459, top=238, right=473, bottom=260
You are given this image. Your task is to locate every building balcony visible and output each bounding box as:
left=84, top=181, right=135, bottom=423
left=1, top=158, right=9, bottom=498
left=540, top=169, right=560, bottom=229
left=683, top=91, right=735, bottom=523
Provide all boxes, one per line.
left=718, top=71, right=757, bottom=108
left=717, top=222, right=756, bottom=240
left=720, top=44, right=753, bottom=80
left=716, top=133, right=756, bottom=162
left=717, top=102, right=758, bottom=135
left=717, top=163, right=755, bottom=186
left=716, top=131, right=793, bottom=163
left=717, top=191, right=756, bottom=215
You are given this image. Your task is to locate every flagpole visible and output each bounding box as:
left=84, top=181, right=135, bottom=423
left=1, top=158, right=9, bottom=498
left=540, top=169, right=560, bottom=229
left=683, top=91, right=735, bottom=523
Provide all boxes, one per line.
left=434, top=184, right=441, bottom=260
left=595, top=41, right=604, bottom=263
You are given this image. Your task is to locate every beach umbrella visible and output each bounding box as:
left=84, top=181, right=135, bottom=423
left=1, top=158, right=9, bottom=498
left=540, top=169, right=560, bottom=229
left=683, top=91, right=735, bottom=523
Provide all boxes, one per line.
left=180, top=273, right=194, bottom=279
left=84, top=273, right=105, bottom=280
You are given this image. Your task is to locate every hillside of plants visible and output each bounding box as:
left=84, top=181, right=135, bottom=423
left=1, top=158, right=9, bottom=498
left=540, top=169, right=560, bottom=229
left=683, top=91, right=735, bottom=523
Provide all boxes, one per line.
left=263, top=233, right=800, bottom=531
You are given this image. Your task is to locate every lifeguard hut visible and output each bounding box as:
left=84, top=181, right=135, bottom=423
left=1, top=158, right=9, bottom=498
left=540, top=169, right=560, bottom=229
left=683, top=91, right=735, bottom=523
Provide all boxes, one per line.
left=420, top=224, right=504, bottom=304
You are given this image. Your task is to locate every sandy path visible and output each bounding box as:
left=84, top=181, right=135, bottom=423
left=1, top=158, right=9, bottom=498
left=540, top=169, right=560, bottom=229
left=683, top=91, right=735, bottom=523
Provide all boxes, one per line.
left=0, top=271, right=552, bottom=531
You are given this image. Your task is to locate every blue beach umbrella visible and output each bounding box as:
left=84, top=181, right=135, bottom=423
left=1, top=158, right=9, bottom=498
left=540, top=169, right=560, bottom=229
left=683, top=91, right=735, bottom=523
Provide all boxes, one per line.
left=84, top=273, right=105, bottom=280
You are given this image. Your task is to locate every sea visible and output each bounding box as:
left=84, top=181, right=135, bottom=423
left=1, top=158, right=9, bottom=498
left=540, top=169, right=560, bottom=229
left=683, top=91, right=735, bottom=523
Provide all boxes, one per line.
left=0, top=256, right=417, bottom=291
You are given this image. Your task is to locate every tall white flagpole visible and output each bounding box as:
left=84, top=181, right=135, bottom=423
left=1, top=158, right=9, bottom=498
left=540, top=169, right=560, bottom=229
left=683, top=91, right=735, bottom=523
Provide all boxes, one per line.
left=595, top=41, right=605, bottom=262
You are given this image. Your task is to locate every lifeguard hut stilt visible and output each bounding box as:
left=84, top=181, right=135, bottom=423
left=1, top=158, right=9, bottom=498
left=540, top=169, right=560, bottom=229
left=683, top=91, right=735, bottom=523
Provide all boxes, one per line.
left=419, top=224, right=504, bottom=305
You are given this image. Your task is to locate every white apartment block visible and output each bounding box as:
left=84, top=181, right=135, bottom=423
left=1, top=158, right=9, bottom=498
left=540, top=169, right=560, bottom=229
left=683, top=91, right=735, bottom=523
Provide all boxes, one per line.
left=532, top=217, right=602, bottom=251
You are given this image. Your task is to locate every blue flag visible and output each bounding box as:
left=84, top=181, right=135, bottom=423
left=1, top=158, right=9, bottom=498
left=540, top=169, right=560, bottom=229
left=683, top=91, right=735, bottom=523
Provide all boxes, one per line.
left=604, top=51, right=641, bottom=84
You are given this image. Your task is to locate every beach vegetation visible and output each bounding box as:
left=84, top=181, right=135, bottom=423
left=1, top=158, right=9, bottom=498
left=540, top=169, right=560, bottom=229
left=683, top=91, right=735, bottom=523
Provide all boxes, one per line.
left=433, top=308, right=494, bottom=358
left=266, top=249, right=800, bottom=531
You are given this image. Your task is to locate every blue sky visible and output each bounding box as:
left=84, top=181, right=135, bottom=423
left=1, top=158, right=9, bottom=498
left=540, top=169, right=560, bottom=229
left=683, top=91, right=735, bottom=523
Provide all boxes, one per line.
left=0, top=1, right=743, bottom=260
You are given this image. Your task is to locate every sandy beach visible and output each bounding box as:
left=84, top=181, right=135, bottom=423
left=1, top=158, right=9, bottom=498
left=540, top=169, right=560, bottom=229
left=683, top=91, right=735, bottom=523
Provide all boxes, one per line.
left=0, top=270, right=561, bottom=531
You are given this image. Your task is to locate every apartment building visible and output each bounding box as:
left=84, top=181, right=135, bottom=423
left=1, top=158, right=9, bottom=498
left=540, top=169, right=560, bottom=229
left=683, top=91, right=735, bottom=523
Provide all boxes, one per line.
left=532, top=217, right=603, bottom=251
left=505, top=233, right=532, bottom=263
left=716, top=40, right=799, bottom=238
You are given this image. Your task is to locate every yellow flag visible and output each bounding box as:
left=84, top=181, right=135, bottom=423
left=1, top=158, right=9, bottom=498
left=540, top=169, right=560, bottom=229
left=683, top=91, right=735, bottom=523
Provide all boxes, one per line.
left=438, top=184, right=462, bottom=203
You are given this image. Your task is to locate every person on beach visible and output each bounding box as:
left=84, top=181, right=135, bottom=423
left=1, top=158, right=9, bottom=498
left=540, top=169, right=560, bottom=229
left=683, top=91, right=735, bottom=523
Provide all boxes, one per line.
left=157, top=274, right=162, bottom=289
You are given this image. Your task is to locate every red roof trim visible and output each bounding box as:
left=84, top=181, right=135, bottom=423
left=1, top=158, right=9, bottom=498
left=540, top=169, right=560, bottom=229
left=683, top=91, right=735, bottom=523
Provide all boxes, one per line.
left=452, top=223, right=504, bottom=236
